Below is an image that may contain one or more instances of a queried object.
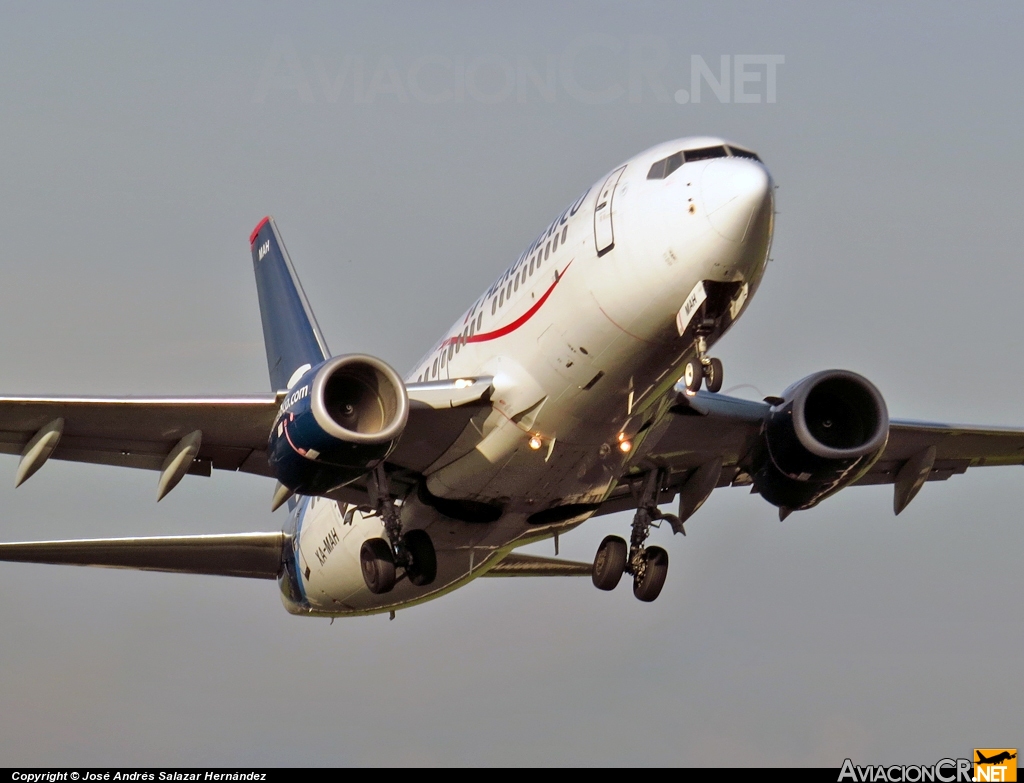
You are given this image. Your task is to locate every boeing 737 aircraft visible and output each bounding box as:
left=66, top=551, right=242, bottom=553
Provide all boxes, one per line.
left=3, top=136, right=1024, bottom=615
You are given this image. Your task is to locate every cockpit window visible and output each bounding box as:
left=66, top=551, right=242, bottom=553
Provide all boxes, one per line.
left=684, top=145, right=729, bottom=162
left=647, top=144, right=754, bottom=180
left=647, top=151, right=683, bottom=180
left=726, top=145, right=762, bottom=162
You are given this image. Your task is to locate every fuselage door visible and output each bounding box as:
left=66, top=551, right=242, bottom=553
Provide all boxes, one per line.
left=593, top=165, right=626, bottom=257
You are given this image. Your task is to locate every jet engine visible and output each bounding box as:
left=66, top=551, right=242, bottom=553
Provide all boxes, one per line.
left=752, top=370, right=889, bottom=511
left=268, top=355, right=409, bottom=496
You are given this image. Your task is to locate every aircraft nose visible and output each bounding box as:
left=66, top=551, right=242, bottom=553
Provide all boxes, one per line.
left=700, top=158, right=772, bottom=243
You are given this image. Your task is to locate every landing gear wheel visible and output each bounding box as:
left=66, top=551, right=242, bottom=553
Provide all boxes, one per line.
left=360, top=538, right=397, bottom=594
left=592, top=535, right=628, bottom=590
left=633, top=545, right=669, bottom=602
left=402, top=529, right=437, bottom=587
left=683, top=359, right=703, bottom=393
left=705, top=357, right=724, bottom=393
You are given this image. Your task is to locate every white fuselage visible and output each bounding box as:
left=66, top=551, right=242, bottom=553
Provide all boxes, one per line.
left=282, top=136, right=775, bottom=617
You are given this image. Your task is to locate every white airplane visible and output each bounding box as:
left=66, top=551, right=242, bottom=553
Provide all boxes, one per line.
left=2, top=136, right=1023, bottom=615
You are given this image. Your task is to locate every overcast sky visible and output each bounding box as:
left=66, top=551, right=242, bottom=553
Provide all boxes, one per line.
left=0, top=0, right=1021, bottom=767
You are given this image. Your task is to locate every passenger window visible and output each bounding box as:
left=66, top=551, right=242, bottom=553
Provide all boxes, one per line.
left=553, top=233, right=559, bottom=251
left=499, top=290, right=505, bottom=306
left=530, top=258, right=535, bottom=275
left=561, top=226, right=567, bottom=243
left=432, top=358, right=438, bottom=376
left=491, top=298, right=497, bottom=315
left=441, top=351, right=446, bottom=368
left=536, top=253, right=541, bottom=268
left=477, top=312, right=483, bottom=330
left=545, top=242, right=550, bottom=260
left=448, top=343, right=454, bottom=361
left=514, top=277, right=519, bottom=292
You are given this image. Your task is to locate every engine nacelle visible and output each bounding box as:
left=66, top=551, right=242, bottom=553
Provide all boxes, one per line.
left=268, top=355, right=409, bottom=496
left=752, top=370, right=889, bottom=510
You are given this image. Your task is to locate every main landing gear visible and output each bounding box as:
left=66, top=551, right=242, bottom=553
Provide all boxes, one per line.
left=359, top=466, right=437, bottom=594
left=591, top=472, right=674, bottom=602
left=682, top=327, right=724, bottom=394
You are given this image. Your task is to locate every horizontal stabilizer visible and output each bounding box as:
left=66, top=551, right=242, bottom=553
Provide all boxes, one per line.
left=0, top=532, right=285, bottom=579
left=482, top=552, right=592, bottom=577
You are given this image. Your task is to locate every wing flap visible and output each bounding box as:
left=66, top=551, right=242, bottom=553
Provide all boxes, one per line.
left=0, top=532, right=286, bottom=579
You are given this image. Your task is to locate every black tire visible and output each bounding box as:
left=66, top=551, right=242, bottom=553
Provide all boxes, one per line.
left=592, top=535, right=628, bottom=590
left=705, top=357, right=724, bottom=393
left=683, top=359, right=703, bottom=393
left=360, top=538, right=396, bottom=594
left=633, top=546, right=669, bottom=602
left=402, top=529, right=437, bottom=587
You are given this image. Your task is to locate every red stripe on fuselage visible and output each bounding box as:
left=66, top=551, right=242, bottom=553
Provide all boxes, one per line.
left=442, top=261, right=573, bottom=349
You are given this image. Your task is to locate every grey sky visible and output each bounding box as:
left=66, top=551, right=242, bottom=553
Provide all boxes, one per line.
left=0, top=0, right=1021, bottom=766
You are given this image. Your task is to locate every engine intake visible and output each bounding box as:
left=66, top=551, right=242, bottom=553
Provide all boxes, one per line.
left=752, top=370, right=888, bottom=510
left=268, top=355, right=409, bottom=496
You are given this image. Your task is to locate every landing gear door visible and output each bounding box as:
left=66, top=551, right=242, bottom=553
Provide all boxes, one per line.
left=675, top=281, right=708, bottom=336
left=594, top=166, right=626, bottom=257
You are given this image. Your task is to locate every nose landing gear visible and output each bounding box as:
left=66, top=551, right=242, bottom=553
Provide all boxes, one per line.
left=591, top=471, right=673, bottom=602
left=683, top=329, right=724, bottom=394
left=359, top=465, right=437, bottom=594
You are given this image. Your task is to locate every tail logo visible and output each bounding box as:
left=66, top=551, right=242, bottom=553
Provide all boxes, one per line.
left=257, top=240, right=271, bottom=261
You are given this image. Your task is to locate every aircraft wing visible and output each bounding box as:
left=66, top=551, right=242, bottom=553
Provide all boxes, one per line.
left=0, top=395, right=282, bottom=479
left=0, top=377, right=492, bottom=500
left=598, top=390, right=1024, bottom=517
left=853, top=419, right=1024, bottom=483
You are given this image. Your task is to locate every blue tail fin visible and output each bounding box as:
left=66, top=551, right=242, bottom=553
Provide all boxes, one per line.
left=250, top=217, right=330, bottom=391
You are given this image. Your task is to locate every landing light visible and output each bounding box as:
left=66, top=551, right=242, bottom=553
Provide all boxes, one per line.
left=528, top=436, right=543, bottom=451
left=618, top=439, right=632, bottom=453
left=454, top=378, right=473, bottom=388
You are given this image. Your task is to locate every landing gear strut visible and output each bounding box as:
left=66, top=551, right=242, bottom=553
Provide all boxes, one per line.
left=591, top=471, right=673, bottom=602
left=683, top=321, right=724, bottom=394
left=359, top=465, right=437, bottom=594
